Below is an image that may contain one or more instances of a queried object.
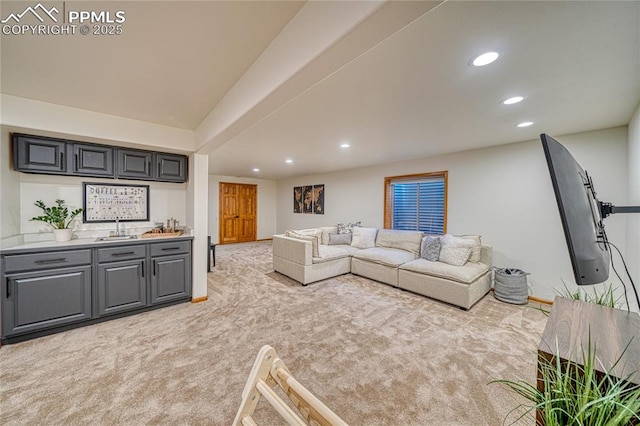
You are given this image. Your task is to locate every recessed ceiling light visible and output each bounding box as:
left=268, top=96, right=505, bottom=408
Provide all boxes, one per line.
left=252, top=168, right=260, bottom=172
left=285, top=159, right=293, bottom=164
left=472, top=51, right=499, bottom=66
left=340, top=143, right=350, bottom=148
left=502, top=96, right=524, bottom=105
left=516, top=121, right=534, bottom=128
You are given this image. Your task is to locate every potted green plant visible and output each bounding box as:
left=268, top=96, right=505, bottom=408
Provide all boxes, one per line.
left=30, top=199, right=83, bottom=242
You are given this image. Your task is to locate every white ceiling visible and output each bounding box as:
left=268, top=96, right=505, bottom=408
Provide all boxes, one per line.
left=2, top=1, right=639, bottom=180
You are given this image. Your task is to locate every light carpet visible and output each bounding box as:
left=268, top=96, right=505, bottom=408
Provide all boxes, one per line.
left=0, top=241, right=547, bottom=425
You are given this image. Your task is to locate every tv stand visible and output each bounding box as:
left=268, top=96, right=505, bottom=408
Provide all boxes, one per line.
left=537, top=297, right=640, bottom=424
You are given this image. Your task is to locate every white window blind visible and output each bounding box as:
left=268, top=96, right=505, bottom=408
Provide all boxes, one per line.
left=391, top=176, right=445, bottom=234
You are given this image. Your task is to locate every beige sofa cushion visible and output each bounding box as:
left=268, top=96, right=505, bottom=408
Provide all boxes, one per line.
left=313, top=245, right=351, bottom=263
left=352, top=247, right=417, bottom=267
left=375, top=229, right=423, bottom=255
left=285, top=230, right=320, bottom=257
left=351, top=227, right=378, bottom=249
left=399, top=258, right=490, bottom=284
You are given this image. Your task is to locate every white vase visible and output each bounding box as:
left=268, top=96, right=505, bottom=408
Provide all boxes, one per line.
left=53, top=228, right=73, bottom=242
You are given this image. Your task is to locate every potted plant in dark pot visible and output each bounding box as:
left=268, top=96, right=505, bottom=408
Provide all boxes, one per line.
left=30, top=199, right=83, bottom=242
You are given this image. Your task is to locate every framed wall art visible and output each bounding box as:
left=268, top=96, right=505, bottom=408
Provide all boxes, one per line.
left=83, top=182, right=150, bottom=223
left=293, top=184, right=324, bottom=215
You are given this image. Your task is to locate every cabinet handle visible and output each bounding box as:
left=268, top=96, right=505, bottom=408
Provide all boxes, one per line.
left=141, top=261, right=145, bottom=278
left=6, top=278, right=10, bottom=299
left=75, top=153, right=79, bottom=171
left=60, top=152, right=64, bottom=166
left=35, top=258, right=67, bottom=264
left=153, top=260, right=156, bottom=276
left=161, top=247, right=180, bottom=251
left=111, top=251, right=135, bottom=257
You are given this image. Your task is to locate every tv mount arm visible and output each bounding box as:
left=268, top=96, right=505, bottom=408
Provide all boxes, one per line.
left=586, top=173, right=640, bottom=220
left=599, top=202, right=640, bottom=220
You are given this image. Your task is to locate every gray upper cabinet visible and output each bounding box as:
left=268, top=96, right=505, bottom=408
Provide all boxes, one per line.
left=70, top=143, right=114, bottom=177
left=12, top=133, right=187, bottom=183
left=156, top=153, right=187, bottom=182
left=14, top=134, right=67, bottom=174
left=117, top=149, right=153, bottom=180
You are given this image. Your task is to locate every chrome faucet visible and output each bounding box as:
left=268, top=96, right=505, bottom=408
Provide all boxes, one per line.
left=110, top=217, right=123, bottom=237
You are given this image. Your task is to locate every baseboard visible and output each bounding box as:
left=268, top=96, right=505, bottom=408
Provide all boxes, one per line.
left=528, top=295, right=553, bottom=305
left=490, top=288, right=553, bottom=305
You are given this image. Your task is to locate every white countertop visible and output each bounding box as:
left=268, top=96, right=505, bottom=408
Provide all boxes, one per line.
left=0, top=234, right=193, bottom=254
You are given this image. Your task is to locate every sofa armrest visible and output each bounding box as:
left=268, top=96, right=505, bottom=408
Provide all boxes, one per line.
left=479, top=245, right=492, bottom=266
left=273, top=234, right=313, bottom=266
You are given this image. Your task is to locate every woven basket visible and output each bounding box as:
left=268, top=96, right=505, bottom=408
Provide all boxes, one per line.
left=494, top=268, right=529, bottom=304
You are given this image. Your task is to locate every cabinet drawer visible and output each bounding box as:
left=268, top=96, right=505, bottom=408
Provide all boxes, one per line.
left=98, top=245, right=146, bottom=262
left=4, top=249, right=91, bottom=273
left=150, top=240, right=190, bottom=256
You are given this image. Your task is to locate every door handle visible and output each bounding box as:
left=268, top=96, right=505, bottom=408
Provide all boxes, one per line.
left=35, top=258, right=67, bottom=264
left=111, top=251, right=135, bottom=257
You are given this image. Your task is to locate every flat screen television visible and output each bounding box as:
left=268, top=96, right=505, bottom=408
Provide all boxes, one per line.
left=540, top=133, right=610, bottom=285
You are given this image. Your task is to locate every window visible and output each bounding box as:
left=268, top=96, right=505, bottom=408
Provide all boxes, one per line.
left=384, top=172, right=447, bottom=234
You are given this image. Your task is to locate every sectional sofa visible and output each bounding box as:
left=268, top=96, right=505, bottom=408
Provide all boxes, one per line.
left=272, top=226, right=493, bottom=310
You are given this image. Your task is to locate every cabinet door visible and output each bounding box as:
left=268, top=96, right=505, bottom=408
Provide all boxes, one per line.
left=97, top=260, right=146, bottom=316
left=2, top=266, right=91, bottom=337
left=13, top=134, right=67, bottom=174
left=70, top=143, right=114, bottom=177
left=156, top=153, right=187, bottom=182
left=117, top=149, right=153, bottom=180
left=150, top=254, right=191, bottom=305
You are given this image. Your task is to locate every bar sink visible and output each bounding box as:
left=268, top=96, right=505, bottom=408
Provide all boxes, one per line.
left=95, top=235, right=139, bottom=242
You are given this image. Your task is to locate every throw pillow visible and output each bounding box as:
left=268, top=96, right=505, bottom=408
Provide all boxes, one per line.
left=350, top=227, right=377, bottom=249
left=337, top=221, right=361, bottom=234
left=285, top=230, right=320, bottom=257
left=441, top=234, right=482, bottom=263
left=421, top=236, right=441, bottom=261
left=328, top=233, right=352, bottom=245
left=438, top=246, right=471, bottom=266
left=456, top=235, right=482, bottom=262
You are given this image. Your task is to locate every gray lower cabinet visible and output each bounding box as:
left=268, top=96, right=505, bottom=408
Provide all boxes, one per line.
left=3, top=265, right=92, bottom=337
left=1, top=238, right=192, bottom=343
left=97, top=245, right=147, bottom=316
left=150, top=240, right=191, bottom=304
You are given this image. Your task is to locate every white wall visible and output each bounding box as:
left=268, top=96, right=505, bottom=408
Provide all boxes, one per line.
left=2, top=95, right=194, bottom=152
left=208, top=175, right=277, bottom=243
left=0, top=128, right=21, bottom=242
left=19, top=173, right=187, bottom=241
left=627, top=103, right=640, bottom=312
left=276, top=127, right=630, bottom=306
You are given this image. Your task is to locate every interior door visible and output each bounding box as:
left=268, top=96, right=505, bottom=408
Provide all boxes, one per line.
left=219, top=183, right=257, bottom=244
left=237, top=185, right=257, bottom=243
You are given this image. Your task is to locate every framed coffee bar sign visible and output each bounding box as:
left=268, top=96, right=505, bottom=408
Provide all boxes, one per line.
left=83, top=183, right=150, bottom=223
